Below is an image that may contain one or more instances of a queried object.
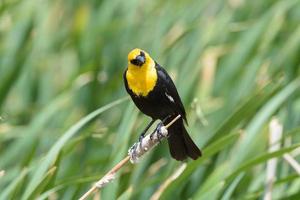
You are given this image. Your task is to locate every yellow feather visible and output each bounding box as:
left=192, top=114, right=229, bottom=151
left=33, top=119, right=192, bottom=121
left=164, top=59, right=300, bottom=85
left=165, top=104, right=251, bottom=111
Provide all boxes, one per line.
left=126, top=49, right=157, bottom=96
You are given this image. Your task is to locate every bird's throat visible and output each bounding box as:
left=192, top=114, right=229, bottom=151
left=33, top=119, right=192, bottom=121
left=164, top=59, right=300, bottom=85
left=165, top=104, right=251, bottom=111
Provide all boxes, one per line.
left=126, top=63, right=157, bottom=97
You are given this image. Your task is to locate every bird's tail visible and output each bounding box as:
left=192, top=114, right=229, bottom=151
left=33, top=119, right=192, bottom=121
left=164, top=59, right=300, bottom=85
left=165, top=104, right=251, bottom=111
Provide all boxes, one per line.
left=167, top=117, right=201, bottom=161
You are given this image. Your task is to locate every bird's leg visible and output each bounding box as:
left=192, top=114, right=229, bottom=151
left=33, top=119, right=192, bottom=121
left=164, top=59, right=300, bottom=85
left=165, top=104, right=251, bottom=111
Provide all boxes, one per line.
left=161, top=115, right=172, bottom=124
left=139, top=119, right=155, bottom=142
left=137, top=119, right=155, bottom=151
left=150, top=115, right=172, bottom=141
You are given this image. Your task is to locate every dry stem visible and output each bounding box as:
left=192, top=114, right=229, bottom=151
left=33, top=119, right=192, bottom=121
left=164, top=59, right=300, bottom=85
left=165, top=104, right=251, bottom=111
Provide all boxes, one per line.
left=264, top=118, right=282, bottom=200
left=78, top=115, right=181, bottom=200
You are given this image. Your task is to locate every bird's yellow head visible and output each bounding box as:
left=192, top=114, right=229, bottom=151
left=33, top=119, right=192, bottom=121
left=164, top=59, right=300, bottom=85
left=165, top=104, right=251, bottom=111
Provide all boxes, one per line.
left=126, top=48, right=157, bottom=96
left=127, top=48, right=154, bottom=68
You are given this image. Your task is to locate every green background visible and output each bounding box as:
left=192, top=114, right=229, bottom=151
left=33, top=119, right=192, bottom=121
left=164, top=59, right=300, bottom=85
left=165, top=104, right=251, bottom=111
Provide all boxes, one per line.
left=0, top=0, right=300, bottom=199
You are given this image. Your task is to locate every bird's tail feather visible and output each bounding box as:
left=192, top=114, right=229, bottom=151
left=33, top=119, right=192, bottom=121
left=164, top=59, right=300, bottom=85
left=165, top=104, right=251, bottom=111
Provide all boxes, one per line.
left=167, top=118, right=201, bottom=161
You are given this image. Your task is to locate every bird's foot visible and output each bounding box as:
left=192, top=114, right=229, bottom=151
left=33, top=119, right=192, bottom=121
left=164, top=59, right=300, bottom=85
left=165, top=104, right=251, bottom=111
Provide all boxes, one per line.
left=150, top=122, right=164, bottom=142
left=138, top=133, right=145, bottom=150
left=129, top=143, right=138, bottom=159
left=130, top=132, right=147, bottom=160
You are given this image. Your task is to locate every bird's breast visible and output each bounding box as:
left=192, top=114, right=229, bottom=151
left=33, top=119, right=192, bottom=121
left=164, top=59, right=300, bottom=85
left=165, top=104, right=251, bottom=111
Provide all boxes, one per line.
left=126, top=67, right=157, bottom=97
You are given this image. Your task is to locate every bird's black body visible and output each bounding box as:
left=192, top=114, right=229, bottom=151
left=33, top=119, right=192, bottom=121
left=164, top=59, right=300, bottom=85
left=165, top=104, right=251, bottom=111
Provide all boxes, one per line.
left=124, top=62, right=201, bottom=161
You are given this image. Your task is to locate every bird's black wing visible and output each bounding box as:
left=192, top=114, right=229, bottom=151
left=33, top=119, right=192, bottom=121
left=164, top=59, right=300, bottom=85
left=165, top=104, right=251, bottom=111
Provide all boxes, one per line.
left=155, top=62, right=187, bottom=123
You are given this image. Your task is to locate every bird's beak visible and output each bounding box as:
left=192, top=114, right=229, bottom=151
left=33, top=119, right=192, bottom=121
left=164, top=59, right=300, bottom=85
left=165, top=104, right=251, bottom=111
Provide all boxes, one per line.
left=130, top=55, right=145, bottom=66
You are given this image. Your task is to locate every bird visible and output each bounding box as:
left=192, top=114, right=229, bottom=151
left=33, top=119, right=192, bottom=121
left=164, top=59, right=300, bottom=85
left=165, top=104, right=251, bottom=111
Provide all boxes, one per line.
left=123, top=48, right=202, bottom=161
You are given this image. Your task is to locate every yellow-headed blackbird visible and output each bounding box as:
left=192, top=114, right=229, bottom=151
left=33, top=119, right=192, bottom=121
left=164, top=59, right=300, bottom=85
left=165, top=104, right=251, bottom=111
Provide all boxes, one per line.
left=123, top=48, right=201, bottom=161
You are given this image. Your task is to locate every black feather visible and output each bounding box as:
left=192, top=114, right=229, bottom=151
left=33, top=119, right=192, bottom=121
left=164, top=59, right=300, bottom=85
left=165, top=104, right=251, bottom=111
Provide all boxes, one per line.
left=124, top=61, right=201, bottom=160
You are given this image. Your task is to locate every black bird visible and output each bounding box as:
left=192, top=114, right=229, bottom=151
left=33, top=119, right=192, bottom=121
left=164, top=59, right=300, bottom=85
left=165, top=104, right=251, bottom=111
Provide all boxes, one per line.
left=123, top=48, right=201, bottom=161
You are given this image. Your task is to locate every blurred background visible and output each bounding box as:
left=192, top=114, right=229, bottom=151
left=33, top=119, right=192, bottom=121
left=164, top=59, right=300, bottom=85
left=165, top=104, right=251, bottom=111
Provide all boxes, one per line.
left=0, top=0, right=300, bottom=199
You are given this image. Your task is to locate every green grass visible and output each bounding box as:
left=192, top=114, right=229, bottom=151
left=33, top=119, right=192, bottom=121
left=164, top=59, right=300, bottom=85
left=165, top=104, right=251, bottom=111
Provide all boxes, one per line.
left=1, top=0, right=300, bottom=199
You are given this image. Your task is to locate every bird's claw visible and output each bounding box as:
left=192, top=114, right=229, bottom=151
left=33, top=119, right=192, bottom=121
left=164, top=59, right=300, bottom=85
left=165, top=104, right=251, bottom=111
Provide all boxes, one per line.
left=139, top=134, right=145, bottom=150
left=150, top=122, right=164, bottom=142
left=139, top=134, right=144, bottom=143
left=129, top=132, right=147, bottom=160
left=157, top=123, right=164, bottom=142
left=129, top=143, right=138, bottom=159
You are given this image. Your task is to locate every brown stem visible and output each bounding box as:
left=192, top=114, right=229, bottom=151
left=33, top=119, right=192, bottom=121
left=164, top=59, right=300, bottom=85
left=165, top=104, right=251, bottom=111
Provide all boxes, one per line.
left=78, top=115, right=181, bottom=200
